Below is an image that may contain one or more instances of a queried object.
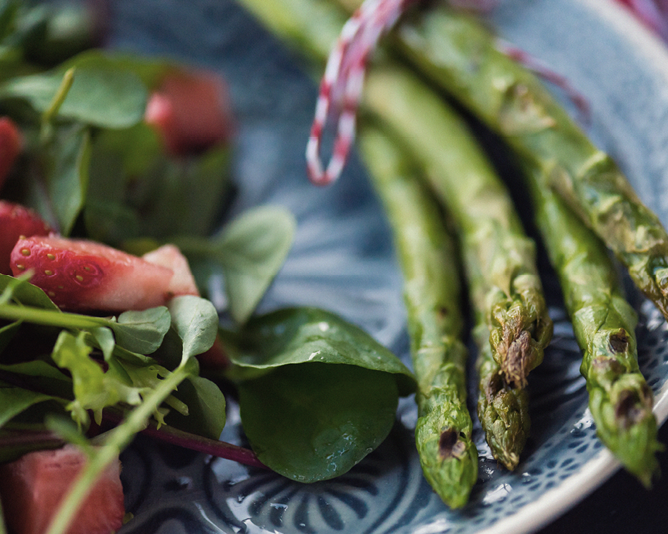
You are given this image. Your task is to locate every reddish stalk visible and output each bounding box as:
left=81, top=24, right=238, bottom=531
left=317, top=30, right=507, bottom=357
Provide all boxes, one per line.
left=102, top=409, right=266, bottom=469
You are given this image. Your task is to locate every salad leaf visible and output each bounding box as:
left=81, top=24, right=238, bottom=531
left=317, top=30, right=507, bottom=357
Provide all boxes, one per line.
left=61, top=49, right=173, bottom=91
left=0, top=56, right=148, bottom=128
left=110, top=307, right=171, bottom=355
left=0, top=387, right=61, bottom=428
left=178, top=205, right=296, bottom=323
left=177, top=147, right=231, bottom=236
left=167, top=295, right=219, bottom=364
left=83, top=122, right=159, bottom=244
left=0, top=1, right=18, bottom=43
left=0, top=273, right=60, bottom=310
left=44, top=123, right=91, bottom=235
left=164, top=375, right=226, bottom=440
left=225, top=307, right=416, bottom=481
left=51, top=331, right=143, bottom=427
left=0, top=322, right=20, bottom=354
left=0, top=361, right=72, bottom=401
left=138, top=146, right=231, bottom=239
left=2, top=1, right=99, bottom=68
left=239, top=363, right=398, bottom=482
left=88, top=327, right=114, bottom=362
left=85, top=122, right=231, bottom=245
left=226, top=307, right=416, bottom=394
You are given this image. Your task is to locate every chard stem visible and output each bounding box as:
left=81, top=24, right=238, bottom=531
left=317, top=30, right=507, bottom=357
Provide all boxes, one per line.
left=101, top=409, right=265, bottom=468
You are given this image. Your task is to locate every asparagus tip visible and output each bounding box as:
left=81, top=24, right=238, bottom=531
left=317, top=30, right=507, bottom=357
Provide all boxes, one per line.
left=415, top=422, right=478, bottom=509
left=501, top=329, right=532, bottom=388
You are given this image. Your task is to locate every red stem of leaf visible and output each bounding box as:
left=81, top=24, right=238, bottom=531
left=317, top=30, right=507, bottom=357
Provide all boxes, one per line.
left=102, top=410, right=267, bottom=469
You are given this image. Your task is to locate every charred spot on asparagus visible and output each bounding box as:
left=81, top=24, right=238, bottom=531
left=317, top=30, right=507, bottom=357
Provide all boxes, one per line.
left=615, top=387, right=653, bottom=430
left=591, top=356, right=626, bottom=379
left=608, top=330, right=630, bottom=354
left=502, top=328, right=532, bottom=388
left=438, top=428, right=468, bottom=459
left=483, top=368, right=504, bottom=401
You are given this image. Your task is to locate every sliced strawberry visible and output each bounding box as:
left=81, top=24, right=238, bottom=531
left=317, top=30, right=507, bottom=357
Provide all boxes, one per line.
left=141, top=244, right=200, bottom=297
left=0, top=117, right=22, bottom=192
left=140, top=244, right=230, bottom=368
left=144, top=69, right=234, bottom=155
left=0, top=444, right=124, bottom=534
left=0, top=201, right=52, bottom=275
left=10, top=236, right=175, bottom=312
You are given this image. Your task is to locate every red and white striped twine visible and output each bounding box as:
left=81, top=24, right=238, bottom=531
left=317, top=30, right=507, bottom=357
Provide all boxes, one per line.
left=306, top=0, right=594, bottom=185
left=615, top=0, right=668, bottom=40
left=495, top=40, right=591, bottom=122
left=306, top=0, right=418, bottom=185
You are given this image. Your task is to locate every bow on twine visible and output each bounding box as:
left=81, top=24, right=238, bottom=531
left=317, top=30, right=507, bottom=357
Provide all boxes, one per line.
left=307, top=0, right=600, bottom=186
left=306, top=0, right=417, bottom=186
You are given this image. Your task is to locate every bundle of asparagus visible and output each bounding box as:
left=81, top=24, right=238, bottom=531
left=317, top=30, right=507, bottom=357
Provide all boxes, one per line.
left=363, top=0, right=664, bottom=485
left=333, top=0, right=664, bottom=486
left=236, top=0, right=662, bottom=505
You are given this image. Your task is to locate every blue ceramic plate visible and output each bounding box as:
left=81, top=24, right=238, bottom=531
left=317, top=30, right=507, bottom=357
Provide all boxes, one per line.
left=110, top=1, right=668, bottom=533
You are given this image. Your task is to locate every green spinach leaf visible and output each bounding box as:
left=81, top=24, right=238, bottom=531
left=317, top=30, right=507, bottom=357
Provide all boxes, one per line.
left=0, top=321, right=21, bottom=354
left=45, top=123, right=91, bottom=235
left=85, top=122, right=231, bottom=245
left=226, top=307, right=416, bottom=482
left=178, top=205, right=296, bottom=324
left=0, top=55, right=147, bottom=128
left=110, top=306, right=171, bottom=355
left=226, top=307, right=415, bottom=394
left=0, top=387, right=62, bottom=428
left=165, top=375, right=226, bottom=440
left=239, top=363, right=398, bottom=482
left=0, top=273, right=60, bottom=310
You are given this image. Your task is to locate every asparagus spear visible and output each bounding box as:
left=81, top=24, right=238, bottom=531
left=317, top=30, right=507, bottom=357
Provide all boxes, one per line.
left=359, top=123, right=477, bottom=508
left=524, top=164, right=661, bottom=486
left=374, top=2, right=668, bottom=320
